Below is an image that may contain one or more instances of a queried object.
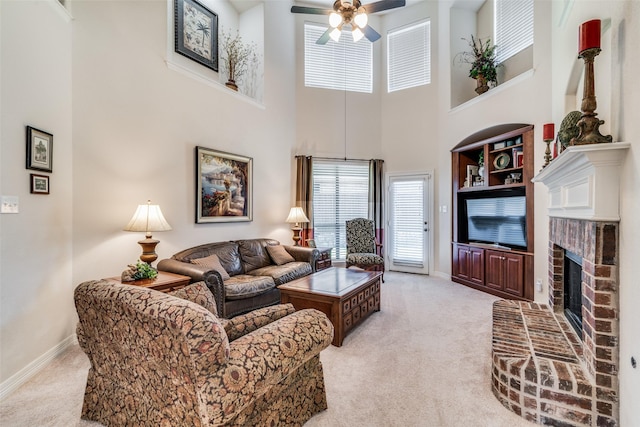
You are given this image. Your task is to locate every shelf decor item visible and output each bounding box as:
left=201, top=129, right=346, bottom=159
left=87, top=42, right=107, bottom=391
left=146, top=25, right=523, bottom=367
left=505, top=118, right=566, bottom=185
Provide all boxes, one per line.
left=493, top=152, right=510, bottom=170
left=174, top=0, right=218, bottom=71
left=455, top=35, right=501, bottom=95
left=219, top=27, right=258, bottom=92
left=542, top=123, right=554, bottom=168
left=570, top=19, right=612, bottom=145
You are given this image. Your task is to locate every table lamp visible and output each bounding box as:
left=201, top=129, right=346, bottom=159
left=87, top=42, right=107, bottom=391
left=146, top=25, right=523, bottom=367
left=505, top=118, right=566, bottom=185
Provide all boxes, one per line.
left=285, top=207, right=309, bottom=246
left=124, top=200, right=172, bottom=265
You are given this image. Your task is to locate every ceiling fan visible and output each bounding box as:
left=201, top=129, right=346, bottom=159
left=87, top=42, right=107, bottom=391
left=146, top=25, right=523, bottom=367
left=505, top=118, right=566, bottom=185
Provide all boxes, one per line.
left=291, top=0, right=406, bottom=44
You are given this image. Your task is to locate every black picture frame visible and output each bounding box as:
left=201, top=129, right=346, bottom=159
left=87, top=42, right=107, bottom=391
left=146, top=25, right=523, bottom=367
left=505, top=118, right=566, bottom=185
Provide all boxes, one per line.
left=174, top=0, right=218, bottom=71
left=195, top=146, right=252, bottom=223
left=26, top=126, right=53, bottom=172
left=30, top=174, right=50, bottom=194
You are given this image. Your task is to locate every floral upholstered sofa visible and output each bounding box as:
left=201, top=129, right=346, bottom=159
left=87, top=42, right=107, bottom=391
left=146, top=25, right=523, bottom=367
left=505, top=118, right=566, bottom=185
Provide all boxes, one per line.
left=74, top=279, right=334, bottom=426
left=158, top=238, right=320, bottom=318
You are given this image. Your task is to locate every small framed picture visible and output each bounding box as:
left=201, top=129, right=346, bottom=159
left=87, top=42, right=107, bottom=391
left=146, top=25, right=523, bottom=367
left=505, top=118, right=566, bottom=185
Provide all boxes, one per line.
left=30, top=174, right=50, bottom=194
left=26, top=126, right=53, bottom=172
left=174, top=0, right=218, bottom=71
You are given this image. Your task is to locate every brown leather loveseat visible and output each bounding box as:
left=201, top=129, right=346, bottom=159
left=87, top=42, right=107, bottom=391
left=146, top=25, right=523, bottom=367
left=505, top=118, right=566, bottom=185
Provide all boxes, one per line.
left=158, top=238, right=319, bottom=318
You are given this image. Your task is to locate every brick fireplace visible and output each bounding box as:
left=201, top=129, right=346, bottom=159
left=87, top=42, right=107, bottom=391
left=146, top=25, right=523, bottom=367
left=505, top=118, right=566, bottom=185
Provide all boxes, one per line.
left=491, top=143, right=628, bottom=426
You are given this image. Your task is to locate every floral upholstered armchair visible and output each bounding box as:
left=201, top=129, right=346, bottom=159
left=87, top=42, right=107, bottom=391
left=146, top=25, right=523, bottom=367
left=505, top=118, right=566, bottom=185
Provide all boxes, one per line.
left=345, top=218, right=385, bottom=282
left=74, top=280, right=334, bottom=426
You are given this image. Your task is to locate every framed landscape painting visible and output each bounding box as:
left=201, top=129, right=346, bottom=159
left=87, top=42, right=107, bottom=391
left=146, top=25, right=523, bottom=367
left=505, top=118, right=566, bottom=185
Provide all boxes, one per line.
left=174, top=0, right=218, bottom=71
left=196, top=146, right=252, bottom=223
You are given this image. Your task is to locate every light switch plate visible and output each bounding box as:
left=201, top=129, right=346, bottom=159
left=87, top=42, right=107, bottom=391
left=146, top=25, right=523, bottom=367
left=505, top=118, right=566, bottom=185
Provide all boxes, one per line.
left=1, top=196, right=19, bottom=213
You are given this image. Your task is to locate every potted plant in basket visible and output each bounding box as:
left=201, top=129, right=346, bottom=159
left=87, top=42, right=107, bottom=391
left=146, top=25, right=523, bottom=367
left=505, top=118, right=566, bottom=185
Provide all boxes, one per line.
left=456, top=35, right=501, bottom=95
left=219, top=27, right=258, bottom=92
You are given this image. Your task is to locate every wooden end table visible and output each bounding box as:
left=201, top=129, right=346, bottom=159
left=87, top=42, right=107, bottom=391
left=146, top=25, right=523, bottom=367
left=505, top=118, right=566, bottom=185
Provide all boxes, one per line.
left=315, top=247, right=333, bottom=271
left=104, top=271, right=191, bottom=293
left=278, top=268, right=381, bottom=346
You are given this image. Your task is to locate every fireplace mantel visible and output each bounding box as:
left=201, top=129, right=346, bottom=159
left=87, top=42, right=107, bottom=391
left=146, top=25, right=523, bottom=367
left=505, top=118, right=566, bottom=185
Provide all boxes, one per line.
left=532, top=142, right=630, bottom=221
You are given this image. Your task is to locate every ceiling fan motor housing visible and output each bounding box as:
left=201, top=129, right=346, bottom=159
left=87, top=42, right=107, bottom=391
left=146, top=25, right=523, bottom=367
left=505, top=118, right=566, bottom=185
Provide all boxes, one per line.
left=333, top=0, right=362, bottom=25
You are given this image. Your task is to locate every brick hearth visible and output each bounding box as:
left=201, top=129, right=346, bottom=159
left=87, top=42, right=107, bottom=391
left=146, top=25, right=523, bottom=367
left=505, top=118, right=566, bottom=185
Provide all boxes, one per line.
left=492, top=218, right=619, bottom=426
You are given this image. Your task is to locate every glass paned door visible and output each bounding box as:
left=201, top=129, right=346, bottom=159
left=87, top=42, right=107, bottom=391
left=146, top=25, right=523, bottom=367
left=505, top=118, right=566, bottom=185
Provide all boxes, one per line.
left=388, top=174, right=431, bottom=274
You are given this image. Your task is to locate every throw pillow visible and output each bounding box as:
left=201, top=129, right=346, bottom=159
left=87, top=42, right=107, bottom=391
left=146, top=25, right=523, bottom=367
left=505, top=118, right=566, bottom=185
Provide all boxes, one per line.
left=266, top=245, right=295, bottom=266
left=170, top=281, right=218, bottom=316
left=191, top=253, right=230, bottom=280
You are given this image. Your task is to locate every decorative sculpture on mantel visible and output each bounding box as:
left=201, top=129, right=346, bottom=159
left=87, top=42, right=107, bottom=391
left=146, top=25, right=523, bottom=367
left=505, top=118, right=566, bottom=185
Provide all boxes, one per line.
left=570, top=19, right=613, bottom=145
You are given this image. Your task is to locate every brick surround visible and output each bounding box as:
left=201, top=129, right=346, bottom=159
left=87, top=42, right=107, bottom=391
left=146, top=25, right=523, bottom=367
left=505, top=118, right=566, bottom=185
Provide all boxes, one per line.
left=492, top=218, right=619, bottom=426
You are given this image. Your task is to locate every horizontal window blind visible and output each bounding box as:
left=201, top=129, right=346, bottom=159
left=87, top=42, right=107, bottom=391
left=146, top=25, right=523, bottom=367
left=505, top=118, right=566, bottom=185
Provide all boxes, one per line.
left=494, top=0, right=534, bottom=63
left=391, top=179, right=424, bottom=266
left=304, top=23, right=373, bottom=93
left=387, top=20, right=431, bottom=92
left=312, top=159, right=369, bottom=259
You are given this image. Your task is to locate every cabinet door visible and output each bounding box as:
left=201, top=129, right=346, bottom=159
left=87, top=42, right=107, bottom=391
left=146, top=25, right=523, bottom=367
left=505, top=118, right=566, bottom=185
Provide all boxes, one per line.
left=469, top=247, right=484, bottom=286
left=485, top=250, right=524, bottom=296
left=454, top=245, right=471, bottom=281
left=485, top=250, right=505, bottom=291
left=503, top=252, right=524, bottom=296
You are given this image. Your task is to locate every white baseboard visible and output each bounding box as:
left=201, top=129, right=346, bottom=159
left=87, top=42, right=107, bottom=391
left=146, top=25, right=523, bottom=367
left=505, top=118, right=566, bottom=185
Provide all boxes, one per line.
left=0, top=334, right=77, bottom=400
left=432, top=270, right=451, bottom=281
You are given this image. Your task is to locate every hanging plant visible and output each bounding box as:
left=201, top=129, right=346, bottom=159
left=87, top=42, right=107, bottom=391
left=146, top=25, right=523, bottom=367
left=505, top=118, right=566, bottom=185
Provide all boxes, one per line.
left=455, top=35, right=502, bottom=94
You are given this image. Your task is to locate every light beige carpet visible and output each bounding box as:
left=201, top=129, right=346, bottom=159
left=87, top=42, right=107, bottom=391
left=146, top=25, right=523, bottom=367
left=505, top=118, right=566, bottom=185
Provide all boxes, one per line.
left=0, top=272, right=532, bottom=427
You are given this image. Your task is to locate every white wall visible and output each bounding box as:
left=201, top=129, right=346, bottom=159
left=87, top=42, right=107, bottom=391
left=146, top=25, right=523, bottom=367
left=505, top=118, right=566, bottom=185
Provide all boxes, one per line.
left=71, top=0, right=296, bottom=286
left=0, top=0, right=74, bottom=386
left=551, top=1, right=640, bottom=424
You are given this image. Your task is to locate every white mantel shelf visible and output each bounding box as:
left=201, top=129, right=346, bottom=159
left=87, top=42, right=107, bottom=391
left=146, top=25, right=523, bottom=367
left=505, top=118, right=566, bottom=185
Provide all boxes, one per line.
left=532, top=142, right=630, bottom=221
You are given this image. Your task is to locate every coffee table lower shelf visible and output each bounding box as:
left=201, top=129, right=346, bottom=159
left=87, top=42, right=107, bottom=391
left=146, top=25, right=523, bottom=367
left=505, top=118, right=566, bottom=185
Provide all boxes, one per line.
left=278, top=268, right=381, bottom=346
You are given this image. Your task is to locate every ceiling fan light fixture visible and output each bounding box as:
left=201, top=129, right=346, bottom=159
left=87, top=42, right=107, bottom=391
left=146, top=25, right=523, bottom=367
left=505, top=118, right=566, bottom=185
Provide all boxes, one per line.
left=330, top=27, right=342, bottom=42
left=352, top=27, right=364, bottom=42
left=354, top=9, right=368, bottom=28
left=329, top=12, right=342, bottom=28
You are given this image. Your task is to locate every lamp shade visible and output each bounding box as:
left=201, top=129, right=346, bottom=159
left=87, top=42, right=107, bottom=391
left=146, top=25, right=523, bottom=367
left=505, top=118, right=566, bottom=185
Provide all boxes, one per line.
left=285, top=207, right=309, bottom=225
left=124, top=200, right=172, bottom=237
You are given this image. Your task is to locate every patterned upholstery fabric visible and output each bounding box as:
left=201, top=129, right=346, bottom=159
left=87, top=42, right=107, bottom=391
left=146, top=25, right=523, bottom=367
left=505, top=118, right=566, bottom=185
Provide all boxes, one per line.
left=248, top=262, right=313, bottom=285
left=345, top=218, right=385, bottom=280
left=223, top=274, right=276, bottom=300
left=170, top=281, right=219, bottom=316
left=75, top=279, right=333, bottom=427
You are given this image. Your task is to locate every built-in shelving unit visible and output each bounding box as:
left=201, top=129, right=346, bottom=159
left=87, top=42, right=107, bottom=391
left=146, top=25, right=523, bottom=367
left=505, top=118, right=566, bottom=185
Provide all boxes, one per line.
left=451, top=124, right=535, bottom=301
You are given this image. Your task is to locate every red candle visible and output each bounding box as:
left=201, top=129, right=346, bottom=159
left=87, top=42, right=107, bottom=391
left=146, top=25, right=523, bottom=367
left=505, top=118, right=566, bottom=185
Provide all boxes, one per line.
left=543, top=123, right=555, bottom=141
left=579, top=19, right=601, bottom=52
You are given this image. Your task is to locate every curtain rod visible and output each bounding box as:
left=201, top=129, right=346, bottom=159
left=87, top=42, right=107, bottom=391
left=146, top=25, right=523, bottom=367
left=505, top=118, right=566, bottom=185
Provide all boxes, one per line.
left=295, top=155, right=377, bottom=162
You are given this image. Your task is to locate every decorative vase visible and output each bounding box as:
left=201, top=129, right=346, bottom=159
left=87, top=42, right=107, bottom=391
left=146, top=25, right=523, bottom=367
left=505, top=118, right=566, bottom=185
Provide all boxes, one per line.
left=475, top=75, right=489, bottom=95
left=225, top=79, right=238, bottom=91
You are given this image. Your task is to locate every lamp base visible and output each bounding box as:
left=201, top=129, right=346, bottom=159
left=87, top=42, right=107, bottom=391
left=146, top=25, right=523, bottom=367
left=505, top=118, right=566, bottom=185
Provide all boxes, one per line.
left=291, top=227, right=302, bottom=246
left=138, top=237, right=159, bottom=265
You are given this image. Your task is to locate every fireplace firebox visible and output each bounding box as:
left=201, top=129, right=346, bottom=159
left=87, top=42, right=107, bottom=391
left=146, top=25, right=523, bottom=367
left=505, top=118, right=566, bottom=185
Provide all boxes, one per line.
left=564, top=250, right=583, bottom=338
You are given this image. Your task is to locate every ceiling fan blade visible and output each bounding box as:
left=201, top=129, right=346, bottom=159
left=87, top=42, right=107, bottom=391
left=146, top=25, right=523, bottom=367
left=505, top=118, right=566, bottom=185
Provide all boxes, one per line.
left=291, top=5, right=333, bottom=15
left=363, top=25, right=381, bottom=42
left=363, top=0, right=406, bottom=14
left=316, top=28, right=332, bottom=45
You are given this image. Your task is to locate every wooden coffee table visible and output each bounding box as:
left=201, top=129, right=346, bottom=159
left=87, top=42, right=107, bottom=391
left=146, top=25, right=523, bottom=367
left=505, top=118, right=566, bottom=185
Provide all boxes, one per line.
left=278, top=268, right=381, bottom=346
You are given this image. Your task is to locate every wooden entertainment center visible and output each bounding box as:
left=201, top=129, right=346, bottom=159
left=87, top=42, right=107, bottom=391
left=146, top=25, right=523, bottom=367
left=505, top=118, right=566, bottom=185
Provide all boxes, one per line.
left=451, top=124, right=534, bottom=301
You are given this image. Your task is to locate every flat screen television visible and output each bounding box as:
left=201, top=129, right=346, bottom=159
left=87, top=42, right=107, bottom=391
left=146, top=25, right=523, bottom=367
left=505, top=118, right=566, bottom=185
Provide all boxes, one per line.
left=465, top=195, right=527, bottom=250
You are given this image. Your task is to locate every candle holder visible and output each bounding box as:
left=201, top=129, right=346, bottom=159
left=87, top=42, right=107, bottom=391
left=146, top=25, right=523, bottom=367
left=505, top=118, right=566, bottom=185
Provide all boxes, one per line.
left=570, top=47, right=612, bottom=145
left=542, top=138, right=553, bottom=168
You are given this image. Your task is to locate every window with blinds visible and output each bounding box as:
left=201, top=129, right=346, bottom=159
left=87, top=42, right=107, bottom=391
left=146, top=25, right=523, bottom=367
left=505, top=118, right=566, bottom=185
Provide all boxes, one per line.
left=312, top=160, right=369, bottom=259
left=390, top=178, right=424, bottom=266
left=494, top=0, right=534, bottom=63
left=304, top=23, right=373, bottom=93
left=387, top=20, right=431, bottom=92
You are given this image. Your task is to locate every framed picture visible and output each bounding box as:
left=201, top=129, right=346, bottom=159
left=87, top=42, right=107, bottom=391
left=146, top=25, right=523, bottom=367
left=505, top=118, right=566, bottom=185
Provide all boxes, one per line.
left=26, top=126, right=53, bottom=172
left=196, top=146, right=252, bottom=223
left=174, top=0, right=218, bottom=71
left=30, top=174, right=50, bottom=194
